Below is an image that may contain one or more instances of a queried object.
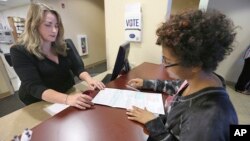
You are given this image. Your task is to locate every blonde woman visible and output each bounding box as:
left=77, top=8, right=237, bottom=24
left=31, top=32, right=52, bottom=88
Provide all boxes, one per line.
left=10, top=3, right=105, bottom=109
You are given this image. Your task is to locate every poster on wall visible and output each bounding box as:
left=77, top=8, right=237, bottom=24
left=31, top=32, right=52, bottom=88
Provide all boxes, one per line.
left=77, top=34, right=88, bottom=56
left=124, top=3, right=142, bottom=42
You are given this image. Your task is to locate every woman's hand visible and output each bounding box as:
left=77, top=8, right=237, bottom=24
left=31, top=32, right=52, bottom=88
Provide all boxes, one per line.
left=79, top=71, right=105, bottom=90
left=126, top=106, right=156, bottom=124
left=66, top=93, right=94, bottom=109
left=87, top=78, right=105, bottom=90
left=127, top=78, right=143, bottom=89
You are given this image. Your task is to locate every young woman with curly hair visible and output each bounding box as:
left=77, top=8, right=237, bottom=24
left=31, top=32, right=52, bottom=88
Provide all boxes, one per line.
left=126, top=9, right=238, bottom=141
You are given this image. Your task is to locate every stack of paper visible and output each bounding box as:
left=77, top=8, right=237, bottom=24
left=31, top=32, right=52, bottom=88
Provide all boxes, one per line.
left=93, top=88, right=165, bottom=114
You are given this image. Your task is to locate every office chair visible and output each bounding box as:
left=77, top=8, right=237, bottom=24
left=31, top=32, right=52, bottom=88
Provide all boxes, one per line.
left=65, top=39, right=83, bottom=64
left=65, top=39, right=85, bottom=83
left=4, top=53, right=13, bottom=66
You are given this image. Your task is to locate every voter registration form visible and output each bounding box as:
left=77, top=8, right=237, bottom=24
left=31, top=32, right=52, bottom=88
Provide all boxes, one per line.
left=93, top=88, right=165, bottom=114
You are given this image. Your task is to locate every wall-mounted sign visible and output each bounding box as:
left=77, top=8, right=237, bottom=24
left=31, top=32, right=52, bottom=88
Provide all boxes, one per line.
left=0, top=30, right=14, bottom=44
left=77, top=34, right=88, bottom=56
left=125, top=3, right=142, bottom=42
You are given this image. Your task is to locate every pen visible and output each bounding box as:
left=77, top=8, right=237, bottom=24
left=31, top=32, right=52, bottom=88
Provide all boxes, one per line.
left=125, top=84, right=140, bottom=92
left=20, top=128, right=32, bottom=141
left=12, top=135, right=20, bottom=141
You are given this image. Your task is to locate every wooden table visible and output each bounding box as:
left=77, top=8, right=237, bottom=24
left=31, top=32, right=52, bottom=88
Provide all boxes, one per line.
left=29, top=62, right=170, bottom=141
left=0, top=70, right=110, bottom=141
left=0, top=62, right=170, bottom=141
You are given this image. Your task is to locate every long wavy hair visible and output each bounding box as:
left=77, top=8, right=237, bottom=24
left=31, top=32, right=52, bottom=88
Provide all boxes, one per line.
left=16, top=3, right=67, bottom=59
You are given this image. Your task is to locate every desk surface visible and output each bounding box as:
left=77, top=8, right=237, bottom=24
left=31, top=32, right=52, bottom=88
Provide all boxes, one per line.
left=30, top=62, right=169, bottom=141
left=0, top=62, right=169, bottom=141
left=0, top=70, right=110, bottom=141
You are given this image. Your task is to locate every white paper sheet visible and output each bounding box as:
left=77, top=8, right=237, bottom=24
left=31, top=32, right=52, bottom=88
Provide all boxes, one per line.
left=93, top=88, right=165, bottom=114
left=43, top=103, right=69, bottom=116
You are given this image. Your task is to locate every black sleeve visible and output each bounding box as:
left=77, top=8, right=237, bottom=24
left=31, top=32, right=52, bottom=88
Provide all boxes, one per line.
left=146, top=108, right=228, bottom=141
left=142, top=79, right=184, bottom=95
left=145, top=115, right=175, bottom=141
left=65, top=39, right=85, bottom=77
left=179, top=95, right=237, bottom=141
left=10, top=46, right=47, bottom=99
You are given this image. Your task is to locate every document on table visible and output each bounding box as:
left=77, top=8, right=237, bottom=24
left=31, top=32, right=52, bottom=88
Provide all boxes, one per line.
left=92, top=88, right=165, bottom=114
left=44, top=103, right=69, bottom=116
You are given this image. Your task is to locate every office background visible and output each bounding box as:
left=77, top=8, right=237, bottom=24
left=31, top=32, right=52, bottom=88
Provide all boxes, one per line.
left=105, top=0, right=250, bottom=84
left=0, top=0, right=250, bottom=96
left=0, top=2, right=250, bottom=140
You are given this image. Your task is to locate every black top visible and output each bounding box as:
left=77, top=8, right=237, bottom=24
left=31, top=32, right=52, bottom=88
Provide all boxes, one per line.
left=10, top=40, right=85, bottom=105
left=143, top=78, right=238, bottom=141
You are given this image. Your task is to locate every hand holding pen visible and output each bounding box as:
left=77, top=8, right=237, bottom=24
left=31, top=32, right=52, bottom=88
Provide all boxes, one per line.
left=126, top=84, right=140, bottom=91
left=126, top=78, right=144, bottom=91
left=127, top=78, right=143, bottom=89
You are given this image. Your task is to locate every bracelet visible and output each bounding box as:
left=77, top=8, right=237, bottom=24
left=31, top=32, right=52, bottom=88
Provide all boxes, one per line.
left=65, top=95, right=69, bottom=105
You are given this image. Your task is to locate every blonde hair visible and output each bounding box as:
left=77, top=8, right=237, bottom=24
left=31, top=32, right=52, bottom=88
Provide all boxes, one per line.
left=17, top=3, right=67, bottom=59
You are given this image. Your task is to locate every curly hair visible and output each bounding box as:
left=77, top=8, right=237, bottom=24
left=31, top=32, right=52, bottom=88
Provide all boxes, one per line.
left=156, top=9, right=237, bottom=72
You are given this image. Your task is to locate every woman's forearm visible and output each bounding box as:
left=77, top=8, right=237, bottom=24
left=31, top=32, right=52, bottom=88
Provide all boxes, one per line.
left=41, top=89, right=68, bottom=104
left=79, top=71, right=92, bottom=82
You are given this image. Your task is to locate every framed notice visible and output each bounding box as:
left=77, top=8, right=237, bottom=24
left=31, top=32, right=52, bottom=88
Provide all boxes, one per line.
left=77, top=34, right=88, bottom=56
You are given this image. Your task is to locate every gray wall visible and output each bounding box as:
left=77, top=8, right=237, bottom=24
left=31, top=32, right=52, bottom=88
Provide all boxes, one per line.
left=208, top=0, right=250, bottom=83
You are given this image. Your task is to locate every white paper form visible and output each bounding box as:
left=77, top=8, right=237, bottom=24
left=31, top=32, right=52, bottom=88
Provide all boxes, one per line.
left=93, top=88, right=165, bottom=114
left=44, top=103, right=69, bottom=116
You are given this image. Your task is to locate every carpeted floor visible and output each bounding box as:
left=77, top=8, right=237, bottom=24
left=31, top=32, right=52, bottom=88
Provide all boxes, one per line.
left=0, top=92, right=25, bottom=117
left=85, top=62, right=107, bottom=77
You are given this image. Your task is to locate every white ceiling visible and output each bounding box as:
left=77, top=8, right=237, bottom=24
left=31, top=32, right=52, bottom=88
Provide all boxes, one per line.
left=0, top=0, right=30, bottom=12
